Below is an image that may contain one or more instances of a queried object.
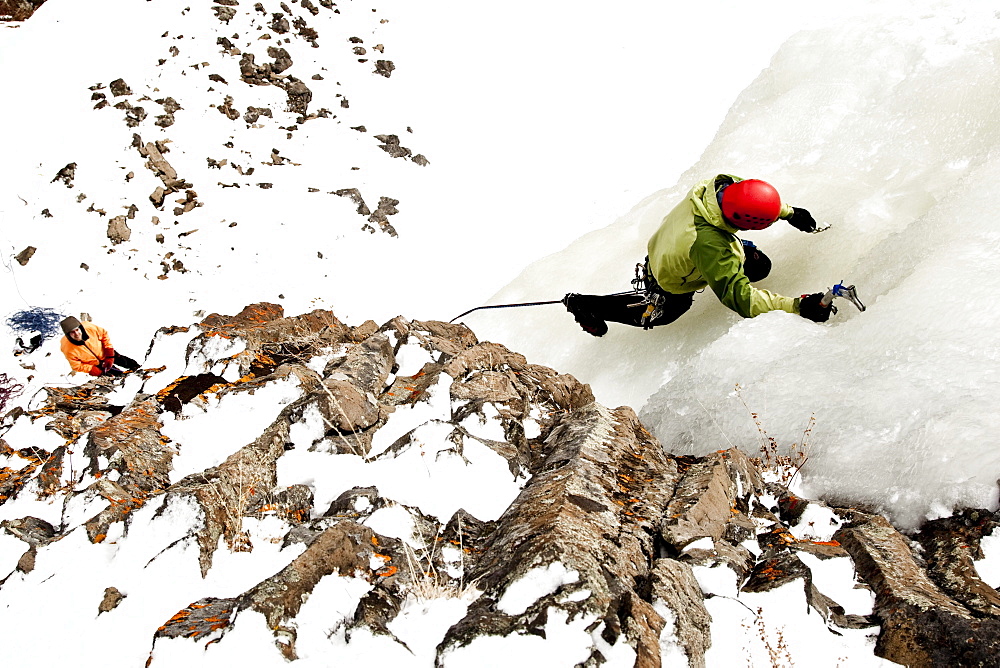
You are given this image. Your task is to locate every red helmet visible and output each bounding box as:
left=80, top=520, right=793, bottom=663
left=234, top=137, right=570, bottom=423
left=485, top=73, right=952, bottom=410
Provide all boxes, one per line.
left=720, top=179, right=782, bottom=230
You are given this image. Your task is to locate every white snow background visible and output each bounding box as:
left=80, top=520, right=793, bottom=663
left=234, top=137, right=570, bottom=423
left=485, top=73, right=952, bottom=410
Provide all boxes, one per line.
left=0, top=0, right=997, bottom=666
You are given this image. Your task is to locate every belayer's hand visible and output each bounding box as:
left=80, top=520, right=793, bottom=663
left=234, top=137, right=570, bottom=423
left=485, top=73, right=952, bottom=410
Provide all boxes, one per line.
left=788, top=207, right=818, bottom=233
left=798, top=292, right=832, bottom=322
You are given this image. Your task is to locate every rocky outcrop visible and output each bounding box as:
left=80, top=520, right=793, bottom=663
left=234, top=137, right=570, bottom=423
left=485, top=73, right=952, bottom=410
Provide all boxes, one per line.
left=438, top=401, right=689, bottom=666
left=836, top=510, right=1000, bottom=667
left=1, top=304, right=998, bottom=667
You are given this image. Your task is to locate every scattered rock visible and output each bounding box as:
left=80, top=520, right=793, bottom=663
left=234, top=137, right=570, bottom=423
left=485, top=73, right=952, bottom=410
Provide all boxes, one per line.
left=125, top=105, right=147, bottom=127
left=51, top=162, right=77, bottom=187
left=374, top=134, right=410, bottom=159
left=373, top=134, right=427, bottom=165
left=244, top=106, right=273, bottom=124
left=212, top=6, right=236, bottom=23
left=155, top=96, right=181, bottom=127
left=293, top=16, right=319, bottom=47
left=98, top=587, right=125, bottom=614
left=109, top=78, right=132, bottom=96
left=107, top=216, right=131, bottom=244
left=334, top=188, right=370, bottom=215
left=14, top=246, right=35, bottom=265
left=172, top=189, right=202, bottom=216
left=16, top=546, right=36, bottom=572
left=218, top=95, right=241, bottom=120
left=270, top=12, right=289, bottom=34
left=280, top=77, right=312, bottom=115
left=364, top=196, right=399, bottom=237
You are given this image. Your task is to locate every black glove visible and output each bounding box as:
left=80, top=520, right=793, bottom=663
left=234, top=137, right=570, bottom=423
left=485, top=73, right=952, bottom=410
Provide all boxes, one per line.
left=798, top=292, right=832, bottom=322
left=788, top=207, right=817, bottom=233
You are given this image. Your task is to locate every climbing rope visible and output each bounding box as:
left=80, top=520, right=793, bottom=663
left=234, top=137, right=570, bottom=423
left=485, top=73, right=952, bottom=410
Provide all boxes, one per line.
left=448, top=291, right=637, bottom=324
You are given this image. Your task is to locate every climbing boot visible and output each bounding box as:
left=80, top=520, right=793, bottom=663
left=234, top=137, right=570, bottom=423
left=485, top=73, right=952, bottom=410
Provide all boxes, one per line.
left=562, top=294, right=608, bottom=337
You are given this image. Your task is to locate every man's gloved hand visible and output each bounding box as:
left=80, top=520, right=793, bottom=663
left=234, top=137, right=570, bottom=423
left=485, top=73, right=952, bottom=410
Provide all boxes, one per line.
left=798, top=292, right=832, bottom=322
left=788, top=207, right=818, bottom=233
left=100, top=357, right=114, bottom=372
left=88, top=365, right=104, bottom=377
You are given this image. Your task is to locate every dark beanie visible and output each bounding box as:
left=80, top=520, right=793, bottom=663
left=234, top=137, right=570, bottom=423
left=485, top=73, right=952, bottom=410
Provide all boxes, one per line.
left=60, top=316, right=82, bottom=335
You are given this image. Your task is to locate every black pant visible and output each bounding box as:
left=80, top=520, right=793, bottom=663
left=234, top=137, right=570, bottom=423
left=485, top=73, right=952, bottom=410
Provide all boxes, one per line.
left=112, top=352, right=141, bottom=371
left=571, top=291, right=695, bottom=328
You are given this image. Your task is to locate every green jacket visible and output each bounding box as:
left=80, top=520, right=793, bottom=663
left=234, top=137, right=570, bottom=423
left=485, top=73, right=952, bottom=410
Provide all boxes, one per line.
left=646, top=174, right=800, bottom=318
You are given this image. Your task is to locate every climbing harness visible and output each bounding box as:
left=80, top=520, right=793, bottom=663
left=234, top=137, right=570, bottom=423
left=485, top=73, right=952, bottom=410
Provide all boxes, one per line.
left=631, top=261, right=665, bottom=330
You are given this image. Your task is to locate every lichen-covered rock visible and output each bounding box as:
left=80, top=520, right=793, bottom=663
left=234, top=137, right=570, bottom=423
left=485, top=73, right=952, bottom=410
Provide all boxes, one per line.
left=438, top=403, right=680, bottom=665
left=916, top=508, right=1000, bottom=618
left=154, top=596, right=237, bottom=641
left=649, top=559, right=712, bottom=668
left=661, top=449, right=764, bottom=577
left=241, top=521, right=377, bottom=628
left=2, top=515, right=56, bottom=546
left=3, top=303, right=995, bottom=667
left=836, top=510, right=1000, bottom=666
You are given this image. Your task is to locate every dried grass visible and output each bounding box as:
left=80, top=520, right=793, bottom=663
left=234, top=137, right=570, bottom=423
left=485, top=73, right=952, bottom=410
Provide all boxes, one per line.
left=735, top=384, right=811, bottom=485
left=0, top=373, right=24, bottom=415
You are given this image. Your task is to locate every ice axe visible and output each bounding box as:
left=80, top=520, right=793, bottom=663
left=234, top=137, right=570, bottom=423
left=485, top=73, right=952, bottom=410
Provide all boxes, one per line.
left=820, top=282, right=866, bottom=314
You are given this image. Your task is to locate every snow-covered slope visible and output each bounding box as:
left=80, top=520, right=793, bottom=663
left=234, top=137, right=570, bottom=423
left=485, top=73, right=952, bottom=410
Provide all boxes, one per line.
left=2, top=1, right=1000, bottom=666
left=476, top=3, right=1000, bottom=529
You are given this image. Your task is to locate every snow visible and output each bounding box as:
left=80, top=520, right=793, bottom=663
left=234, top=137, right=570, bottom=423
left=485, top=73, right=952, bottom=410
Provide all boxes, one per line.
left=442, top=608, right=613, bottom=668
left=164, top=373, right=304, bottom=482
left=703, top=580, right=892, bottom=668
left=1, top=0, right=998, bottom=666
left=496, top=561, right=580, bottom=615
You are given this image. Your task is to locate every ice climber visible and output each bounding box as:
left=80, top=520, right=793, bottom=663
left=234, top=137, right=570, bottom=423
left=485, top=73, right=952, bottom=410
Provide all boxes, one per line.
left=59, top=316, right=140, bottom=377
left=563, top=175, right=832, bottom=336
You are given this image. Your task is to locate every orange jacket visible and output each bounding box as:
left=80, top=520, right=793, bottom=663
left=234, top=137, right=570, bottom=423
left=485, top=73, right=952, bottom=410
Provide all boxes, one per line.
left=60, top=321, right=115, bottom=375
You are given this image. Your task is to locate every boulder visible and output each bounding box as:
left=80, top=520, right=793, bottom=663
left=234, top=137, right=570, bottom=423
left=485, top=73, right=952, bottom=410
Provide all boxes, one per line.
left=836, top=511, right=1000, bottom=666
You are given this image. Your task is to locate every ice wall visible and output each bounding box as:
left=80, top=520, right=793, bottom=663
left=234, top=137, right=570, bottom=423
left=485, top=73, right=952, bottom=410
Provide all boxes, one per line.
left=473, top=4, right=1000, bottom=528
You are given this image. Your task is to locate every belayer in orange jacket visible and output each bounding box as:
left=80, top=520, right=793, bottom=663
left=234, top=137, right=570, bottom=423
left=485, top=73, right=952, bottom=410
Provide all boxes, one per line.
left=59, top=317, right=140, bottom=377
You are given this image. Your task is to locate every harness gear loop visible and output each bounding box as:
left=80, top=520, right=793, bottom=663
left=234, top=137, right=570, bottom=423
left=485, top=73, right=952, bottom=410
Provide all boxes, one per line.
left=633, top=261, right=665, bottom=330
